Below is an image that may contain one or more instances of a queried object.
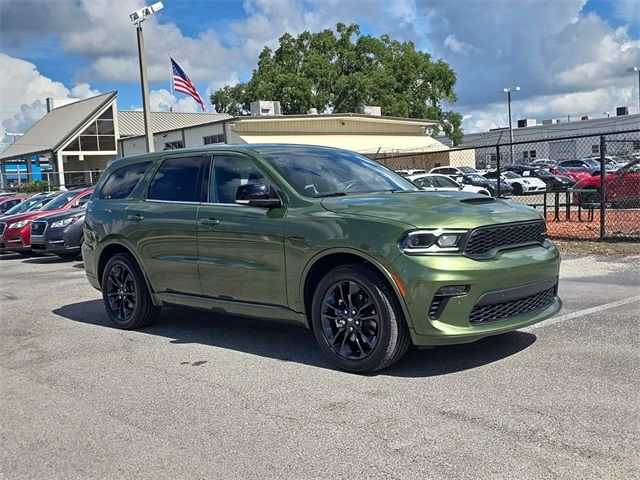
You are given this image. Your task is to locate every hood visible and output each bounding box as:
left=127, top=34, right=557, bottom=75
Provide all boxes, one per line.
left=1, top=208, right=64, bottom=225
left=38, top=209, right=86, bottom=223
left=321, top=191, right=541, bottom=229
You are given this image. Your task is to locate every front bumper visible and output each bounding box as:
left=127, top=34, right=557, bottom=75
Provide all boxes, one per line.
left=31, top=227, right=80, bottom=254
left=1, top=226, right=31, bottom=252
left=391, top=243, right=561, bottom=346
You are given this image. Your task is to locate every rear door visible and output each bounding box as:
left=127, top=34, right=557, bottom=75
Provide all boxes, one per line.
left=196, top=153, right=287, bottom=306
left=124, top=155, right=206, bottom=296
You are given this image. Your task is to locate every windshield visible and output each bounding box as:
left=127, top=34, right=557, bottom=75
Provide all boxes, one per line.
left=468, top=174, right=489, bottom=184
left=503, top=171, right=520, bottom=179
left=458, top=166, right=477, bottom=174
left=4, top=196, right=46, bottom=216
left=40, top=191, right=79, bottom=211
left=259, top=147, right=418, bottom=197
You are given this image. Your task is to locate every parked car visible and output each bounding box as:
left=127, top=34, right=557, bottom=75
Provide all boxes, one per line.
left=547, top=166, right=591, bottom=183
left=30, top=209, right=87, bottom=258
left=395, top=169, right=428, bottom=177
left=429, top=165, right=480, bottom=176
left=0, top=188, right=92, bottom=255
left=456, top=172, right=513, bottom=197
left=0, top=192, right=61, bottom=218
left=532, top=159, right=556, bottom=168
left=484, top=170, right=546, bottom=195
left=505, top=165, right=574, bottom=191
left=557, top=158, right=600, bottom=174
left=0, top=195, right=30, bottom=214
left=572, top=158, right=640, bottom=207
left=83, top=144, right=561, bottom=373
left=407, top=173, right=491, bottom=196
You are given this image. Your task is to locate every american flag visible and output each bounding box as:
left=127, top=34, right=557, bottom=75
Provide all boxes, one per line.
left=171, top=57, right=205, bottom=111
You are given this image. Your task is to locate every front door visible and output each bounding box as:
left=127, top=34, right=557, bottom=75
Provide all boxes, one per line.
left=197, top=154, right=287, bottom=306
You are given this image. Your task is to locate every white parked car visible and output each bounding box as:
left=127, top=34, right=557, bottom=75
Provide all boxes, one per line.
left=485, top=170, right=547, bottom=195
left=408, top=173, right=491, bottom=196
left=395, top=169, right=428, bottom=177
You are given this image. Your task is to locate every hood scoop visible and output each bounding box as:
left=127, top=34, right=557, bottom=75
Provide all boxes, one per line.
left=460, top=197, right=497, bottom=205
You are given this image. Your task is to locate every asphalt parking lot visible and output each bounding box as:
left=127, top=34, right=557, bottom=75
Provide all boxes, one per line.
left=1, top=250, right=639, bottom=479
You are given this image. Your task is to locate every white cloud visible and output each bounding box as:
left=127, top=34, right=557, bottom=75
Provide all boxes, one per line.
left=0, top=53, right=100, bottom=152
left=149, top=89, right=202, bottom=112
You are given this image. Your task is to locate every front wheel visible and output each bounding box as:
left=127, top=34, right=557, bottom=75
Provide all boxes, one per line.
left=101, top=253, right=161, bottom=329
left=311, top=264, right=411, bottom=373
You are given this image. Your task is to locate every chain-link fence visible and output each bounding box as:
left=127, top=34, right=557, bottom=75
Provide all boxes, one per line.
left=375, top=129, right=640, bottom=241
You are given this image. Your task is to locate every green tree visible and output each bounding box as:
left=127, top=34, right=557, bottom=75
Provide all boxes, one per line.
left=211, top=23, right=463, bottom=144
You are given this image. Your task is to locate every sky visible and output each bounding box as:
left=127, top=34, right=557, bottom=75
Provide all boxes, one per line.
left=0, top=0, right=639, bottom=149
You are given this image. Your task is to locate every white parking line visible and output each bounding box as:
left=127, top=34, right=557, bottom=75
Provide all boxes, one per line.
left=524, top=294, right=640, bottom=331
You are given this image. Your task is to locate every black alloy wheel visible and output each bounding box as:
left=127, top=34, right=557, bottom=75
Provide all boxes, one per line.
left=320, top=280, right=380, bottom=360
left=106, top=262, right=137, bottom=323
left=311, top=264, right=411, bottom=373
left=101, top=253, right=160, bottom=329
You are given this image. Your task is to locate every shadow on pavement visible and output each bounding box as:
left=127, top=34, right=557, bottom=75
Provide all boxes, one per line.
left=22, top=256, right=81, bottom=264
left=53, top=299, right=536, bottom=378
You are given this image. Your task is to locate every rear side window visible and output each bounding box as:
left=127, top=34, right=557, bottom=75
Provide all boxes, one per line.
left=98, top=162, right=151, bottom=199
left=148, top=156, right=204, bottom=202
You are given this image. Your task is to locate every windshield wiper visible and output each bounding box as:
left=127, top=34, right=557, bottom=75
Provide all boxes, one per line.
left=312, top=192, right=348, bottom=198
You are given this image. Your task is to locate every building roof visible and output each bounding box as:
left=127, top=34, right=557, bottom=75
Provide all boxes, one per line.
left=232, top=133, right=448, bottom=154
left=117, top=111, right=233, bottom=137
left=0, top=91, right=117, bottom=160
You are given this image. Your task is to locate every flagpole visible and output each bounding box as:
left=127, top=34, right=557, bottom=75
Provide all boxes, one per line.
left=169, top=53, right=174, bottom=112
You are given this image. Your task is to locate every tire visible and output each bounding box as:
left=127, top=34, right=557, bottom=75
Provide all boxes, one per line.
left=311, top=263, right=411, bottom=373
left=101, top=253, right=161, bottom=329
left=513, top=183, right=523, bottom=195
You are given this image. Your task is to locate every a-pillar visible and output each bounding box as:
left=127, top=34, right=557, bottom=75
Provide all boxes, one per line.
left=56, top=151, right=66, bottom=190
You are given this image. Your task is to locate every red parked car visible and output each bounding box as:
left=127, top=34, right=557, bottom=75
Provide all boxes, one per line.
left=573, top=159, right=640, bottom=207
left=548, top=166, right=592, bottom=183
left=0, top=187, right=93, bottom=255
left=0, top=195, right=31, bottom=214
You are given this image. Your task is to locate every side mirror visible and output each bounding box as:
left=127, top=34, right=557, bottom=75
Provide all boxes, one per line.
left=236, top=184, right=281, bottom=209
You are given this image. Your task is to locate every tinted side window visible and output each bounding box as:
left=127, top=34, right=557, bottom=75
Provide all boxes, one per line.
left=148, top=156, right=204, bottom=202
left=211, top=155, right=270, bottom=204
left=99, top=162, right=151, bottom=199
left=434, top=176, right=457, bottom=188
left=416, top=177, right=434, bottom=188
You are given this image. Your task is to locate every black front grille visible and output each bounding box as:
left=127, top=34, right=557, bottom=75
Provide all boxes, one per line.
left=0, top=222, right=5, bottom=237
left=469, top=286, right=556, bottom=325
left=31, top=220, right=47, bottom=236
left=464, top=221, right=546, bottom=257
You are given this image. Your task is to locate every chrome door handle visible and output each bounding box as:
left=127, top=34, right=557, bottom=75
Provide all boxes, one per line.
left=127, top=214, right=144, bottom=222
left=199, top=218, right=220, bottom=226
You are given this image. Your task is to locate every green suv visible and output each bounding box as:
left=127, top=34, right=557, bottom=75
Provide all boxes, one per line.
left=83, top=145, right=561, bottom=372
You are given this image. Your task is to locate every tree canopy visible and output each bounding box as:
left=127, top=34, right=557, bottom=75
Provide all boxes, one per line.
left=211, top=23, right=463, bottom=144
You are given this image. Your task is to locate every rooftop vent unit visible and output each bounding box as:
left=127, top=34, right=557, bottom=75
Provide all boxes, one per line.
left=616, top=106, right=629, bottom=116
left=46, top=97, right=80, bottom=113
left=542, top=119, right=561, bottom=125
left=356, top=105, right=382, bottom=116
left=517, top=119, right=537, bottom=128
left=250, top=100, right=281, bottom=116
left=581, top=115, right=590, bottom=121
left=307, top=108, right=318, bottom=115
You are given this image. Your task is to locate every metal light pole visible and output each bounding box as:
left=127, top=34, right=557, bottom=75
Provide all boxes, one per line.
left=129, top=2, right=164, bottom=153
left=628, top=67, right=640, bottom=114
left=503, top=86, right=520, bottom=164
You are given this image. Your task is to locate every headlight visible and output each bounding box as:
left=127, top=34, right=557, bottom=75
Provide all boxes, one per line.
left=10, top=219, right=31, bottom=228
left=51, top=216, right=82, bottom=228
left=398, top=229, right=468, bottom=254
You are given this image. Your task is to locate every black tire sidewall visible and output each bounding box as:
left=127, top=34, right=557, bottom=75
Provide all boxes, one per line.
left=311, top=265, right=399, bottom=373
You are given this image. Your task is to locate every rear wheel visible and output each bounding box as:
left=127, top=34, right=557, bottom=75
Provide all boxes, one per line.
left=512, top=183, right=523, bottom=195
left=311, top=264, right=410, bottom=373
left=101, top=253, right=160, bottom=329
